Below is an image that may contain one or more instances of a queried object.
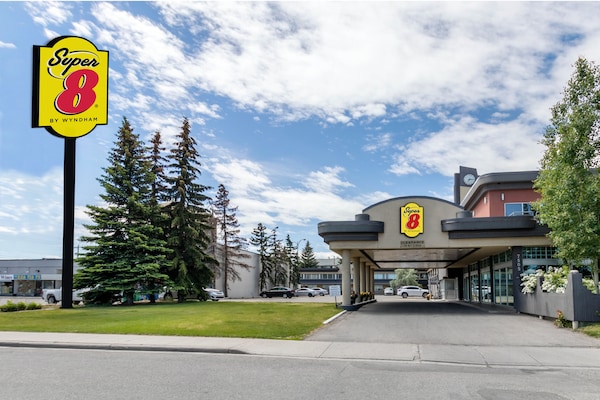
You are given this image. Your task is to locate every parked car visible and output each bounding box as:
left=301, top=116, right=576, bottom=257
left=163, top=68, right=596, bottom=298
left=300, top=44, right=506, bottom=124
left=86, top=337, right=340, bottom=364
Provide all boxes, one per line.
left=160, top=287, right=222, bottom=302
left=295, top=287, right=318, bottom=297
left=383, top=287, right=394, bottom=296
left=41, top=287, right=88, bottom=305
left=260, top=287, right=295, bottom=298
left=204, top=288, right=225, bottom=301
left=310, top=287, right=328, bottom=296
left=397, top=285, right=429, bottom=298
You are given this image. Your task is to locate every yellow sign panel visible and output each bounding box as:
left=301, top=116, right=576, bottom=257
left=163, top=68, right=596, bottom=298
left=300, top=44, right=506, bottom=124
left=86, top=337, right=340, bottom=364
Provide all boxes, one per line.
left=32, top=36, right=109, bottom=138
left=400, top=202, right=424, bottom=238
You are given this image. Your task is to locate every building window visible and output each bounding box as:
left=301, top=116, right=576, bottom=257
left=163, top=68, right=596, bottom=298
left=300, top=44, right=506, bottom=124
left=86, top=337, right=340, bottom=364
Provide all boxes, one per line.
left=504, top=202, right=534, bottom=216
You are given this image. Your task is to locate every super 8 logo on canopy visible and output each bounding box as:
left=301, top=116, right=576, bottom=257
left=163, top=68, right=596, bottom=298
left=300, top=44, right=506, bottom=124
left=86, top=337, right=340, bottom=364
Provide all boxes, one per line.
left=32, top=36, right=108, bottom=138
left=400, top=202, right=424, bottom=238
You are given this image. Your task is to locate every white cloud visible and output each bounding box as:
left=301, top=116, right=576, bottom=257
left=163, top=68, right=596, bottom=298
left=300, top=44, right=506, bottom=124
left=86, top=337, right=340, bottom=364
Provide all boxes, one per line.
left=12, top=1, right=600, bottom=259
left=149, top=2, right=592, bottom=123
left=0, top=169, right=62, bottom=257
left=25, top=1, right=72, bottom=27
left=389, top=116, right=545, bottom=177
left=207, top=154, right=365, bottom=236
left=0, top=41, right=15, bottom=49
left=363, top=133, right=392, bottom=153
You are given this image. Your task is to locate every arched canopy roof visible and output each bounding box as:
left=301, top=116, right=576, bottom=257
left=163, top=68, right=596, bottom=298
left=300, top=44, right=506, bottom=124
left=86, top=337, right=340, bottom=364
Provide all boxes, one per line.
left=318, top=196, right=549, bottom=270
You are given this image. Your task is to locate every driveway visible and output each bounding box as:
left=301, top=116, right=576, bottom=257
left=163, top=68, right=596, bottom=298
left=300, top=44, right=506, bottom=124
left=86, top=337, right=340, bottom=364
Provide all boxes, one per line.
left=306, top=296, right=600, bottom=347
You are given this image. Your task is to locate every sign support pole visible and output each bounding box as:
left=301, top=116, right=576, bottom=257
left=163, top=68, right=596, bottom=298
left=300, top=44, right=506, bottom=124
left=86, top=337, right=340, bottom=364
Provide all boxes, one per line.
left=32, top=36, right=109, bottom=308
left=61, top=138, right=76, bottom=309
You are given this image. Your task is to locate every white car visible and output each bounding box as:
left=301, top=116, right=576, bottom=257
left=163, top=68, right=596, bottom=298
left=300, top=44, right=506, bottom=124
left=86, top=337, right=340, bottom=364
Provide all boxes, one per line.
left=295, top=287, right=319, bottom=297
left=310, top=287, right=328, bottom=296
left=204, top=288, right=225, bottom=301
left=383, top=287, right=394, bottom=296
left=397, top=286, right=429, bottom=298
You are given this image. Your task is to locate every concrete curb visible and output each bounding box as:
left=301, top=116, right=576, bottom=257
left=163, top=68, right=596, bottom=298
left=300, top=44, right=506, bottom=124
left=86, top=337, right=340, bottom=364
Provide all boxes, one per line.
left=1, top=331, right=600, bottom=368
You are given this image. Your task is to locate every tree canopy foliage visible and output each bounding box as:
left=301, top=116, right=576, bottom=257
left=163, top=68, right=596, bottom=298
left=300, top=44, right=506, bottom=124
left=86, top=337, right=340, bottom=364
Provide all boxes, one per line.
left=163, top=118, right=216, bottom=299
left=75, top=117, right=170, bottom=304
left=74, top=116, right=311, bottom=303
left=534, top=57, right=600, bottom=292
left=389, top=269, right=418, bottom=289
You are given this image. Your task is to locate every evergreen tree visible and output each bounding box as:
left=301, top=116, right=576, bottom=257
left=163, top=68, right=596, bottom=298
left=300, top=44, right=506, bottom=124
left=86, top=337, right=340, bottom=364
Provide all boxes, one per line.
left=212, top=184, right=252, bottom=297
left=268, top=229, right=288, bottom=286
left=251, top=223, right=271, bottom=291
left=74, top=117, right=170, bottom=304
left=163, top=117, right=215, bottom=300
left=299, top=241, right=320, bottom=268
left=146, top=130, right=171, bottom=302
left=148, top=130, right=169, bottom=206
left=285, top=235, right=301, bottom=288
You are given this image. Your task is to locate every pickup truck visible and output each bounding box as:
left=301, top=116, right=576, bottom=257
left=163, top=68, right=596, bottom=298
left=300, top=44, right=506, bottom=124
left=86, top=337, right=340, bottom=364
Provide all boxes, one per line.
left=41, top=288, right=87, bottom=305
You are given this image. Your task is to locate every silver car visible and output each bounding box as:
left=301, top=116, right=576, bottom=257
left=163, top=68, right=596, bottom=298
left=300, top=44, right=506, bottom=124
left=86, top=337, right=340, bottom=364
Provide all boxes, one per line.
left=204, top=288, right=225, bottom=301
left=295, top=287, right=318, bottom=297
left=310, top=287, right=328, bottom=296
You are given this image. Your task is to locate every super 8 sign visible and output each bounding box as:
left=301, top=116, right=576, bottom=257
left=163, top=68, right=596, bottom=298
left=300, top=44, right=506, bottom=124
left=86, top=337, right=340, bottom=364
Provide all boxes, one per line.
left=400, top=202, right=424, bottom=238
left=32, top=36, right=108, bottom=138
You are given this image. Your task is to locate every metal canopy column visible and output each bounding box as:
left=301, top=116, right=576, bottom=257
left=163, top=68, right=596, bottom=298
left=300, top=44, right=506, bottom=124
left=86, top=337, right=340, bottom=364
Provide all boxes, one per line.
left=352, top=257, right=360, bottom=294
left=360, top=261, right=366, bottom=293
left=341, top=249, right=351, bottom=306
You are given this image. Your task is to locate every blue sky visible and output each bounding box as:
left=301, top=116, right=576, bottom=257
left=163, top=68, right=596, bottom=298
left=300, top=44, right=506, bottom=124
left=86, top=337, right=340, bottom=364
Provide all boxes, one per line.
left=1, top=1, right=599, bottom=260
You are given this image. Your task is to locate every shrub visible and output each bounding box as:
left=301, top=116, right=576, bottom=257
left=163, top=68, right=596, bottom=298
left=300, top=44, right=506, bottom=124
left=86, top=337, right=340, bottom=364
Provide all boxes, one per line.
left=521, top=266, right=595, bottom=294
left=555, top=310, right=572, bottom=328
left=0, top=301, right=18, bottom=312
left=1, top=301, right=43, bottom=312
left=26, top=302, right=42, bottom=310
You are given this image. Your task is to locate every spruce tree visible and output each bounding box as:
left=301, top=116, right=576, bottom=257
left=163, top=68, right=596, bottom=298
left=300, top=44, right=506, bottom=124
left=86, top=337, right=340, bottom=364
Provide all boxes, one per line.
left=285, top=235, right=301, bottom=288
left=299, top=241, right=320, bottom=268
left=164, top=117, right=215, bottom=300
left=74, top=117, right=170, bottom=304
left=268, top=227, right=288, bottom=286
left=148, top=130, right=169, bottom=206
left=212, top=184, right=252, bottom=297
left=146, top=130, right=171, bottom=302
left=251, top=223, right=271, bottom=291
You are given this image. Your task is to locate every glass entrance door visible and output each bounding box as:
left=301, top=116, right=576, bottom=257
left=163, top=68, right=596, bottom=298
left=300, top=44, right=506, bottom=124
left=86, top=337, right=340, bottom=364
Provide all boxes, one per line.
left=493, top=265, right=513, bottom=306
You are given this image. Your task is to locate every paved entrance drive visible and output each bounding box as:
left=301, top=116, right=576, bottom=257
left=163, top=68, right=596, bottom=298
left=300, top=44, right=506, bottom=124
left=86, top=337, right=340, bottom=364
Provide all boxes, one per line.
left=306, top=297, right=600, bottom=348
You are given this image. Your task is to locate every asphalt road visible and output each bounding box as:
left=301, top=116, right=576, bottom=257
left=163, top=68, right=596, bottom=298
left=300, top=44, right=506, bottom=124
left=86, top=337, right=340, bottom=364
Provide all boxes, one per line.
left=3, top=341, right=600, bottom=400
left=2, top=295, right=600, bottom=399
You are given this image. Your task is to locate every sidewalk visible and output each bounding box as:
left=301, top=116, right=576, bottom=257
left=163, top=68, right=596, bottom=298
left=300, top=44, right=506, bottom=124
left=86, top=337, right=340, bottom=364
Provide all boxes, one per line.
left=1, top=330, right=600, bottom=368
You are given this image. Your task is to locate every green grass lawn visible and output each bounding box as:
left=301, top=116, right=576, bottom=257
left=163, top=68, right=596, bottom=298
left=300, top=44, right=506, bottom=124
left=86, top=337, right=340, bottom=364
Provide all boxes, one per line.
left=579, top=323, right=600, bottom=338
left=0, top=301, right=341, bottom=340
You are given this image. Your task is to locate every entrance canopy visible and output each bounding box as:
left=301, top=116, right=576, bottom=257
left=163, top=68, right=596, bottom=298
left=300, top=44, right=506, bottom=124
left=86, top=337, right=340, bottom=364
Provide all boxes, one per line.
left=318, top=196, right=549, bottom=271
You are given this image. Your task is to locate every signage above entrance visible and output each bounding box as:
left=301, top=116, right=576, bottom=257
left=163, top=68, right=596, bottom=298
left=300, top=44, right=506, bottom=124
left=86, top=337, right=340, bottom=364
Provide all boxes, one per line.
left=400, top=202, right=424, bottom=238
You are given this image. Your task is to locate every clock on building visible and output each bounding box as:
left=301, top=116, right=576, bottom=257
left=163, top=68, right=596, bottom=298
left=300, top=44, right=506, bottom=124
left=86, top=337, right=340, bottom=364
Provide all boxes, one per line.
left=463, top=173, right=476, bottom=186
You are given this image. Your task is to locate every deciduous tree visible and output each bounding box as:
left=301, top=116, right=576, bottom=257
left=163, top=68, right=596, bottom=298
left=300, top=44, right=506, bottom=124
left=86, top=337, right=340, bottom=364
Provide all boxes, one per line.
left=389, top=269, right=418, bottom=289
left=534, top=57, right=600, bottom=293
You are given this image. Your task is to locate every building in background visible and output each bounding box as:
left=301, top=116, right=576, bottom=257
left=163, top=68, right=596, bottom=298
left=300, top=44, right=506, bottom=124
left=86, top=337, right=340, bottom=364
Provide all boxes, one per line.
left=0, top=259, right=67, bottom=296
